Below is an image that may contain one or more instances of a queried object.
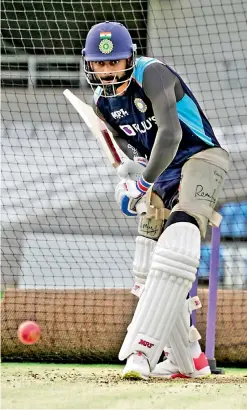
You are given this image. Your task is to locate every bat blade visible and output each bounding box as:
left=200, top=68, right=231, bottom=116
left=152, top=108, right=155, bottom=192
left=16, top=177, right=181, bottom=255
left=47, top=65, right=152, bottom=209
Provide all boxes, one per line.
left=63, top=89, right=121, bottom=168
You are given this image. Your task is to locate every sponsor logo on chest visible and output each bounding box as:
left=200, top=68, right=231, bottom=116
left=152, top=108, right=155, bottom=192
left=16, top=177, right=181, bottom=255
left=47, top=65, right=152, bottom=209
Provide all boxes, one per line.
left=119, top=116, right=156, bottom=136
left=111, top=108, right=129, bottom=119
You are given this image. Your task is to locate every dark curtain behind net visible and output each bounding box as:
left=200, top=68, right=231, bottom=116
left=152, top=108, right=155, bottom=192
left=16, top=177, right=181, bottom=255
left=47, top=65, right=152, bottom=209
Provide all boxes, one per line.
left=1, top=0, right=148, bottom=55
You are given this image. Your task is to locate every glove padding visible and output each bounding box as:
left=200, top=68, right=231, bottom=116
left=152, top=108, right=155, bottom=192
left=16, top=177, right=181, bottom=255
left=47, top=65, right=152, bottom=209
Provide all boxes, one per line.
left=117, top=157, right=148, bottom=180
left=115, top=177, right=152, bottom=216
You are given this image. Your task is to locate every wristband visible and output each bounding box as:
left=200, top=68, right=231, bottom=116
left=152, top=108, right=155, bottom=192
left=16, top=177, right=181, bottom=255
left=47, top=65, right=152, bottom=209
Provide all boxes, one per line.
left=136, top=175, right=152, bottom=194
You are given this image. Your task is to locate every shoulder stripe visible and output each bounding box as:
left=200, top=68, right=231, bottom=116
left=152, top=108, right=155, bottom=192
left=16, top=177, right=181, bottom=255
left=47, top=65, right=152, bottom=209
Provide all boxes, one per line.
left=133, top=57, right=161, bottom=86
left=176, top=94, right=214, bottom=146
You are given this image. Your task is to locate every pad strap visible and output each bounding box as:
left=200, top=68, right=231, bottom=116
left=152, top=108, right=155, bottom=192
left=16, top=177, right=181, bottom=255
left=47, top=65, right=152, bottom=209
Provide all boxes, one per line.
left=136, top=188, right=171, bottom=220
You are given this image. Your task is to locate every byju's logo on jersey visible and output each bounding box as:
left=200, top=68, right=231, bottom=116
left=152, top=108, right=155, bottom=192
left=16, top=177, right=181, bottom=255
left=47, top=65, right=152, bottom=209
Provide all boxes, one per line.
left=134, top=98, right=147, bottom=113
left=111, top=108, right=128, bottom=119
left=119, top=116, right=156, bottom=136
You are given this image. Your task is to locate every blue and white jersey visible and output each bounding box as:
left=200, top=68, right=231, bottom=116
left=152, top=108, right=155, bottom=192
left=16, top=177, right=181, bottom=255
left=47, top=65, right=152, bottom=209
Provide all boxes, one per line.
left=94, top=57, right=220, bottom=182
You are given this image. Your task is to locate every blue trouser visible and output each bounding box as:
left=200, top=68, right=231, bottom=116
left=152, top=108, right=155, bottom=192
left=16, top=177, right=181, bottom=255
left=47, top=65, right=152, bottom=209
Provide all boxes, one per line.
left=153, top=167, right=182, bottom=210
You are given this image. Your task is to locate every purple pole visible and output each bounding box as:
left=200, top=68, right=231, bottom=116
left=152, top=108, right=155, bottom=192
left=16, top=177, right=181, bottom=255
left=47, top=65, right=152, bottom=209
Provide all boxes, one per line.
left=190, top=272, right=198, bottom=326
left=205, top=226, right=222, bottom=372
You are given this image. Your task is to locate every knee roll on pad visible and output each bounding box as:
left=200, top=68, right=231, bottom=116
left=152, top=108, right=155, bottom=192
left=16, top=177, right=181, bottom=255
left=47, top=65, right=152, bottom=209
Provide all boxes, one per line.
left=171, top=205, right=209, bottom=239
left=118, top=222, right=201, bottom=369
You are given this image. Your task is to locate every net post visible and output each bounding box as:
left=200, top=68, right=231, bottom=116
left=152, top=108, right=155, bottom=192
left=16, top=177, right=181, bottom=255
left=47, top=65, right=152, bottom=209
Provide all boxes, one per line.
left=205, top=226, right=224, bottom=374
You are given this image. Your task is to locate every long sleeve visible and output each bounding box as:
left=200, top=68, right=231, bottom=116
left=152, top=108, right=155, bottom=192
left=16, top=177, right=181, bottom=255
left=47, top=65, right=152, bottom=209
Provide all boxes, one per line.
left=141, top=63, right=183, bottom=183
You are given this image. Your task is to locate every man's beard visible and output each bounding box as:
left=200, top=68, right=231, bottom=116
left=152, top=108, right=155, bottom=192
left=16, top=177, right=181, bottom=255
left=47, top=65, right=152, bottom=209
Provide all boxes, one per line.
left=99, top=74, right=129, bottom=96
left=100, top=74, right=121, bottom=83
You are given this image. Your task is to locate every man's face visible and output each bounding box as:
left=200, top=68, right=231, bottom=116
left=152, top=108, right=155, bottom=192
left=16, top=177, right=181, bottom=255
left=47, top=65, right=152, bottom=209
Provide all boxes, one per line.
left=90, top=59, right=127, bottom=84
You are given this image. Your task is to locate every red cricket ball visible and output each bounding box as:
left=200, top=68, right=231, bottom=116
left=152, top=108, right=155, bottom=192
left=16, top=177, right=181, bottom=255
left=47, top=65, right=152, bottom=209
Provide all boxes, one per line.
left=17, top=321, right=41, bottom=345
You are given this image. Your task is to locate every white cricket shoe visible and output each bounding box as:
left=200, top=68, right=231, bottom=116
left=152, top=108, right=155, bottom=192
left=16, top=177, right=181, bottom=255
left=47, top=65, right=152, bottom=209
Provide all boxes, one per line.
left=151, top=352, right=211, bottom=379
left=122, top=351, right=150, bottom=380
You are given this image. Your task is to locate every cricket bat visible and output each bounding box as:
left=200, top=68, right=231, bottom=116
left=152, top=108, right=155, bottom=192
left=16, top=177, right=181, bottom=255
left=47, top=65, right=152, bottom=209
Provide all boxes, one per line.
left=63, top=89, right=121, bottom=168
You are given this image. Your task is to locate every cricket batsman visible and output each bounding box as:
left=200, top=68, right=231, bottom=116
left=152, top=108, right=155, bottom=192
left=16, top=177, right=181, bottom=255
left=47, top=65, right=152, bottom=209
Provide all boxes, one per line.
left=82, top=21, right=229, bottom=379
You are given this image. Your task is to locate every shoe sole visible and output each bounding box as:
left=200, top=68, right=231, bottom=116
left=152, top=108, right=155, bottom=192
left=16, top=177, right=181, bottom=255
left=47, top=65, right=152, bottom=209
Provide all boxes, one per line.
left=151, top=371, right=211, bottom=379
left=171, top=372, right=211, bottom=379
left=122, top=370, right=148, bottom=380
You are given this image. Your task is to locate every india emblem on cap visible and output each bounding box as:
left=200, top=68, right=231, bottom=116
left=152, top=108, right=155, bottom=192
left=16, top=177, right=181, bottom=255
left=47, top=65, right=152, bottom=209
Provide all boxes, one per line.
left=99, top=31, right=113, bottom=54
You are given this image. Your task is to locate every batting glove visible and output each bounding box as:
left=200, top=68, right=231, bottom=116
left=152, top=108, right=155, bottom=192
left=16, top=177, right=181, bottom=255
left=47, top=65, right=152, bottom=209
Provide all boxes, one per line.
left=115, top=176, right=152, bottom=216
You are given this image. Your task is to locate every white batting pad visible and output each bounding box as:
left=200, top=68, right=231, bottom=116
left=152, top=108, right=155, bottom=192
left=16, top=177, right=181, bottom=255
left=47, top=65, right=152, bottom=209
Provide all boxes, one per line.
left=168, top=296, right=202, bottom=374
left=119, top=222, right=201, bottom=370
left=131, top=236, right=156, bottom=297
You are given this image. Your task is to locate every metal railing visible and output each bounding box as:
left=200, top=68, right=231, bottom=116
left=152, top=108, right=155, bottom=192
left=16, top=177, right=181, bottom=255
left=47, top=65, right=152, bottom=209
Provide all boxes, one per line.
left=1, top=55, right=85, bottom=88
